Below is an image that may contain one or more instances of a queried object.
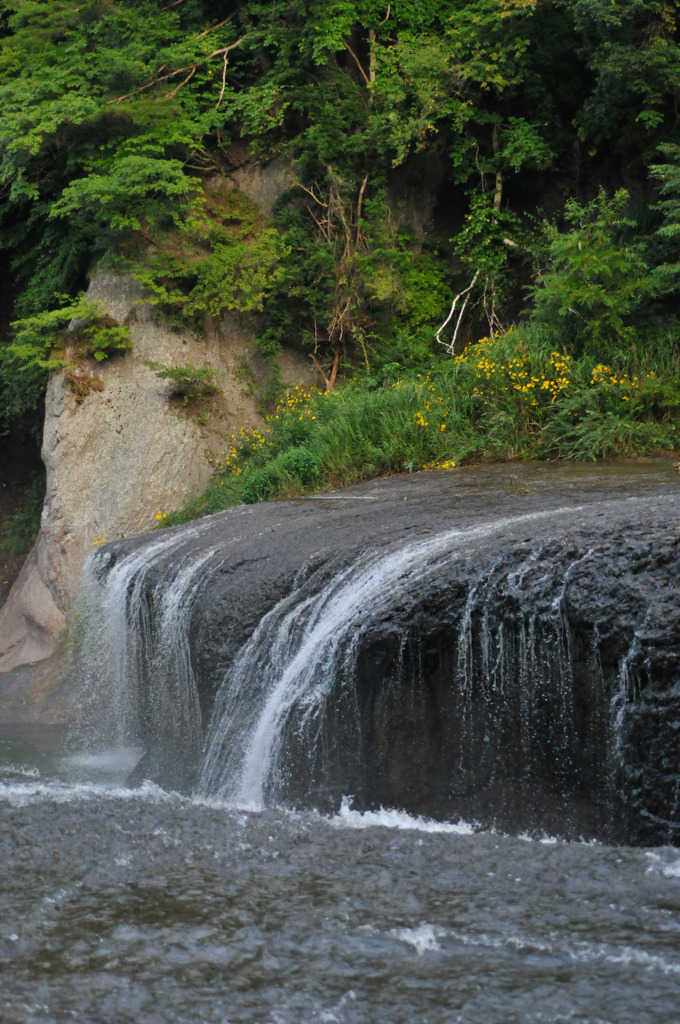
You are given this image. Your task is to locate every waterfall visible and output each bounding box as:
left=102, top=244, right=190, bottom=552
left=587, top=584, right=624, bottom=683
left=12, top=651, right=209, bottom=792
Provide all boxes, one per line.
left=56, top=474, right=680, bottom=840
left=197, top=511, right=586, bottom=807
left=74, top=504, right=631, bottom=826
left=73, top=519, right=219, bottom=788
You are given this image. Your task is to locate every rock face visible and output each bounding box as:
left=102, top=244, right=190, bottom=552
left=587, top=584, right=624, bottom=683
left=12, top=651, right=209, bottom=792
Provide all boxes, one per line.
left=0, top=156, right=316, bottom=677
left=74, top=461, right=680, bottom=844
left=0, top=267, right=314, bottom=677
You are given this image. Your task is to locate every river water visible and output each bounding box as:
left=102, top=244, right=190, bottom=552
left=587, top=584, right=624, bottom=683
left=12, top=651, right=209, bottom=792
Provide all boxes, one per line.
left=2, top=730, right=680, bottom=1024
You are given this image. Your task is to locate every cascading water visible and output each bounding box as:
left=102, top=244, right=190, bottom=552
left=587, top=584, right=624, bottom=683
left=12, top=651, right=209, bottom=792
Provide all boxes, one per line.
left=196, top=510, right=596, bottom=814
left=69, top=491, right=668, bottom=840
left=74, top=519, right=220, bottom=788
left=4, top=465, right=680, bottom=1024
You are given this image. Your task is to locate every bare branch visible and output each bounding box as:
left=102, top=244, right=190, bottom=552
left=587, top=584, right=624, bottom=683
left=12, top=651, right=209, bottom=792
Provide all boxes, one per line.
left=297, top=181, right=327, bottom=207
left=306, top=204, right=332, bottom=242
left=379, top=4, right=391, bottom=25
left=327, top=347, right=340, bottom=391
left=167, top=65, right=196, bottom=100
left=482, top=279, right=505, bottom=339
left=310, top=348, right=340, bottom=391
left=451, top=282, right=476, bottom=350
left=436, top=269, right=480, bottom=353
left=355, top=174, right=368, bottom=244
left=215, top=50, right=229, bottom=109
left=310, top=353, right=327, bottom=384
left=205, top=40, right=244, bottom=62
left=108, top=39, right=244, bottom=105
left=199, top=12, right=236, bottom=38
left=356, top=330, right=371, bottom=371
left=490, top=123, right=504, bottom=212
left=107, top=63, right=167, bottom=104
left=368, top=27, right=376, bottom=100
left=343, top=40, right=371, bottom=87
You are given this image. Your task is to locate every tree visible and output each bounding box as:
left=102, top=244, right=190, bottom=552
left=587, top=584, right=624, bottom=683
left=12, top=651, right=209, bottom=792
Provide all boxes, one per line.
left=569, top=0, right=680, bottom=154
left=529, top=189, right=654, bottom=354
left=649, top=143, right=680, bottom=296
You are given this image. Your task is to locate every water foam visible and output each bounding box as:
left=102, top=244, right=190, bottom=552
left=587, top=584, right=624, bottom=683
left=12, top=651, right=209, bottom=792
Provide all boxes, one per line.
left=645, top=851, right=680, bottom=879
left=0, top=764, right=40, bottom=780
left=391, top=924, right=445, bottom=955
left=0, top=778, right=175, bottom=809
left=331, top=796, right=475, bottom=834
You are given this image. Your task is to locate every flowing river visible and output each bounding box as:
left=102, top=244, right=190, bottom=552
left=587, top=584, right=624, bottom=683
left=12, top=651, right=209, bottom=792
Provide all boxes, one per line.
left=2, top=462, right=680, bottom=1022
left=2, top=730, right=680, bottom=1024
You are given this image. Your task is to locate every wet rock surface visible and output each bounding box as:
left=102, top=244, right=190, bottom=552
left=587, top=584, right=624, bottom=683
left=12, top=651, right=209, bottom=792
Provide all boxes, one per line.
left=76, top=461, right=680, bottom=843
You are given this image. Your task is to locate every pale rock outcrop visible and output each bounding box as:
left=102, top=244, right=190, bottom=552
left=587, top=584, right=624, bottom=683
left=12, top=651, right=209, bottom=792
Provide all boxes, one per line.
left=0, top=263, right=313, bottom=675
left=227, top=158, right=296, bottom=215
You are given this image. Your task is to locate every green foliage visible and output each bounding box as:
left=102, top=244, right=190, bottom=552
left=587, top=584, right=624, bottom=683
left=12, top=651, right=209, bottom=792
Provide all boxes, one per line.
left=0, top=295, right=131, bottom=433
left=11, top=296, right=131, bottom=361
left=649, top=143, right=680, bottom=294
left=0, top=0, right=241, bottom=312
left=1, top=469, right=45, bottom=557
left=571, top=0, right=680, bottom=150
left=452, top=189, right=527, bottom=334
left=165, top=326, right=680, bottom=524
left=0, top=0, right=678, bottom=461
left=529, top=190, right=655, bottom=355
left=144, top=361, right=218, bottom=403
left=127, top=188, right=290, bottom=322
left=50, top=157, right=201, bottom=233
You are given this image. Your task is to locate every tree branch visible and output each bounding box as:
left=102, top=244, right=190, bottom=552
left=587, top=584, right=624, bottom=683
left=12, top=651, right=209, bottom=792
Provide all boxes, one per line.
left=310, top=348, right=340, bottom=392
left=491, top=123, right=503, bottom=212
left=435, top=269, right=480, bottom=353
left=306, top=204, right=332, bottom=242
left=215, top=50, right=229, bottom=109
left=166, top=65, right=196, bottom=100
left=356, top=174, right=368, bottom=244
left=200, top=13, right=236, bottom=38
left=297, top=181, right=327, bottom=207
left=343, top=40, right=371, bottom=87
left=108, top=39, right=244, bottom=105
left=327, top=347, right=340, bottom=391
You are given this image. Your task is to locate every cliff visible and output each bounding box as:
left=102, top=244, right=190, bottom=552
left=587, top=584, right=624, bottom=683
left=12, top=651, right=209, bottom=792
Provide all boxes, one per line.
left=0, top=197, right=314, bottom=677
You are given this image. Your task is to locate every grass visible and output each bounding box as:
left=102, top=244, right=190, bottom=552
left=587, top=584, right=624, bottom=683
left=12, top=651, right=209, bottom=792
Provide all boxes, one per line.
left=163, top=325, right=680, bottom=526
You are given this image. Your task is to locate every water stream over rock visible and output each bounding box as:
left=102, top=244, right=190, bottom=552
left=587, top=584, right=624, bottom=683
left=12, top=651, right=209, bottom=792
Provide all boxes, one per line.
left=2, top=461, right=680, bottom=1023
left=71, top=460, right=680, bottom=844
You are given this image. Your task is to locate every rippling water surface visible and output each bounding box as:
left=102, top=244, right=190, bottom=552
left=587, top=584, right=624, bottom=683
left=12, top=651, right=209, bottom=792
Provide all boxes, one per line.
left=2, top=730, right=680, bottom=1024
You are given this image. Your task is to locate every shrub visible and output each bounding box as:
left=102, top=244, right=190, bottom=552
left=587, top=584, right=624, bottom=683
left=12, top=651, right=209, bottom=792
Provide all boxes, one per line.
left=529, top=190, right=655, bottom=356
left=144, top=362, right=218, bottom=404
left=163, top=325, right=680, bottom=526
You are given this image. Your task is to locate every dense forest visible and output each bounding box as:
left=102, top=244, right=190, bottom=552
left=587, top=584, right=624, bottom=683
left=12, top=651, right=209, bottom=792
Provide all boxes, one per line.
left=0, top=0, right=679, bottom=526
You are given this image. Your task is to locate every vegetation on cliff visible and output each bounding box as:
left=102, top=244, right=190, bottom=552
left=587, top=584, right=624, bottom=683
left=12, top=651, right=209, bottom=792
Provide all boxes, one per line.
left=167, top=324, right=680, bottom=522
left=0, top=0, right=678, bottom=509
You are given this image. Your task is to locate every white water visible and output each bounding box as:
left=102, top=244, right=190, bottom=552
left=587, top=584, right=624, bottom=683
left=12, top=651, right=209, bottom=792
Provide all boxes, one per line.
left=332, top=796, right=475, bottom=834
left=3, top=751, right=680, bottom=1024
left=73, top=495, right=662, bottom=843
left=76, top=519, right=220, bottom=761
left=197, top=507, right=585, bottom=807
